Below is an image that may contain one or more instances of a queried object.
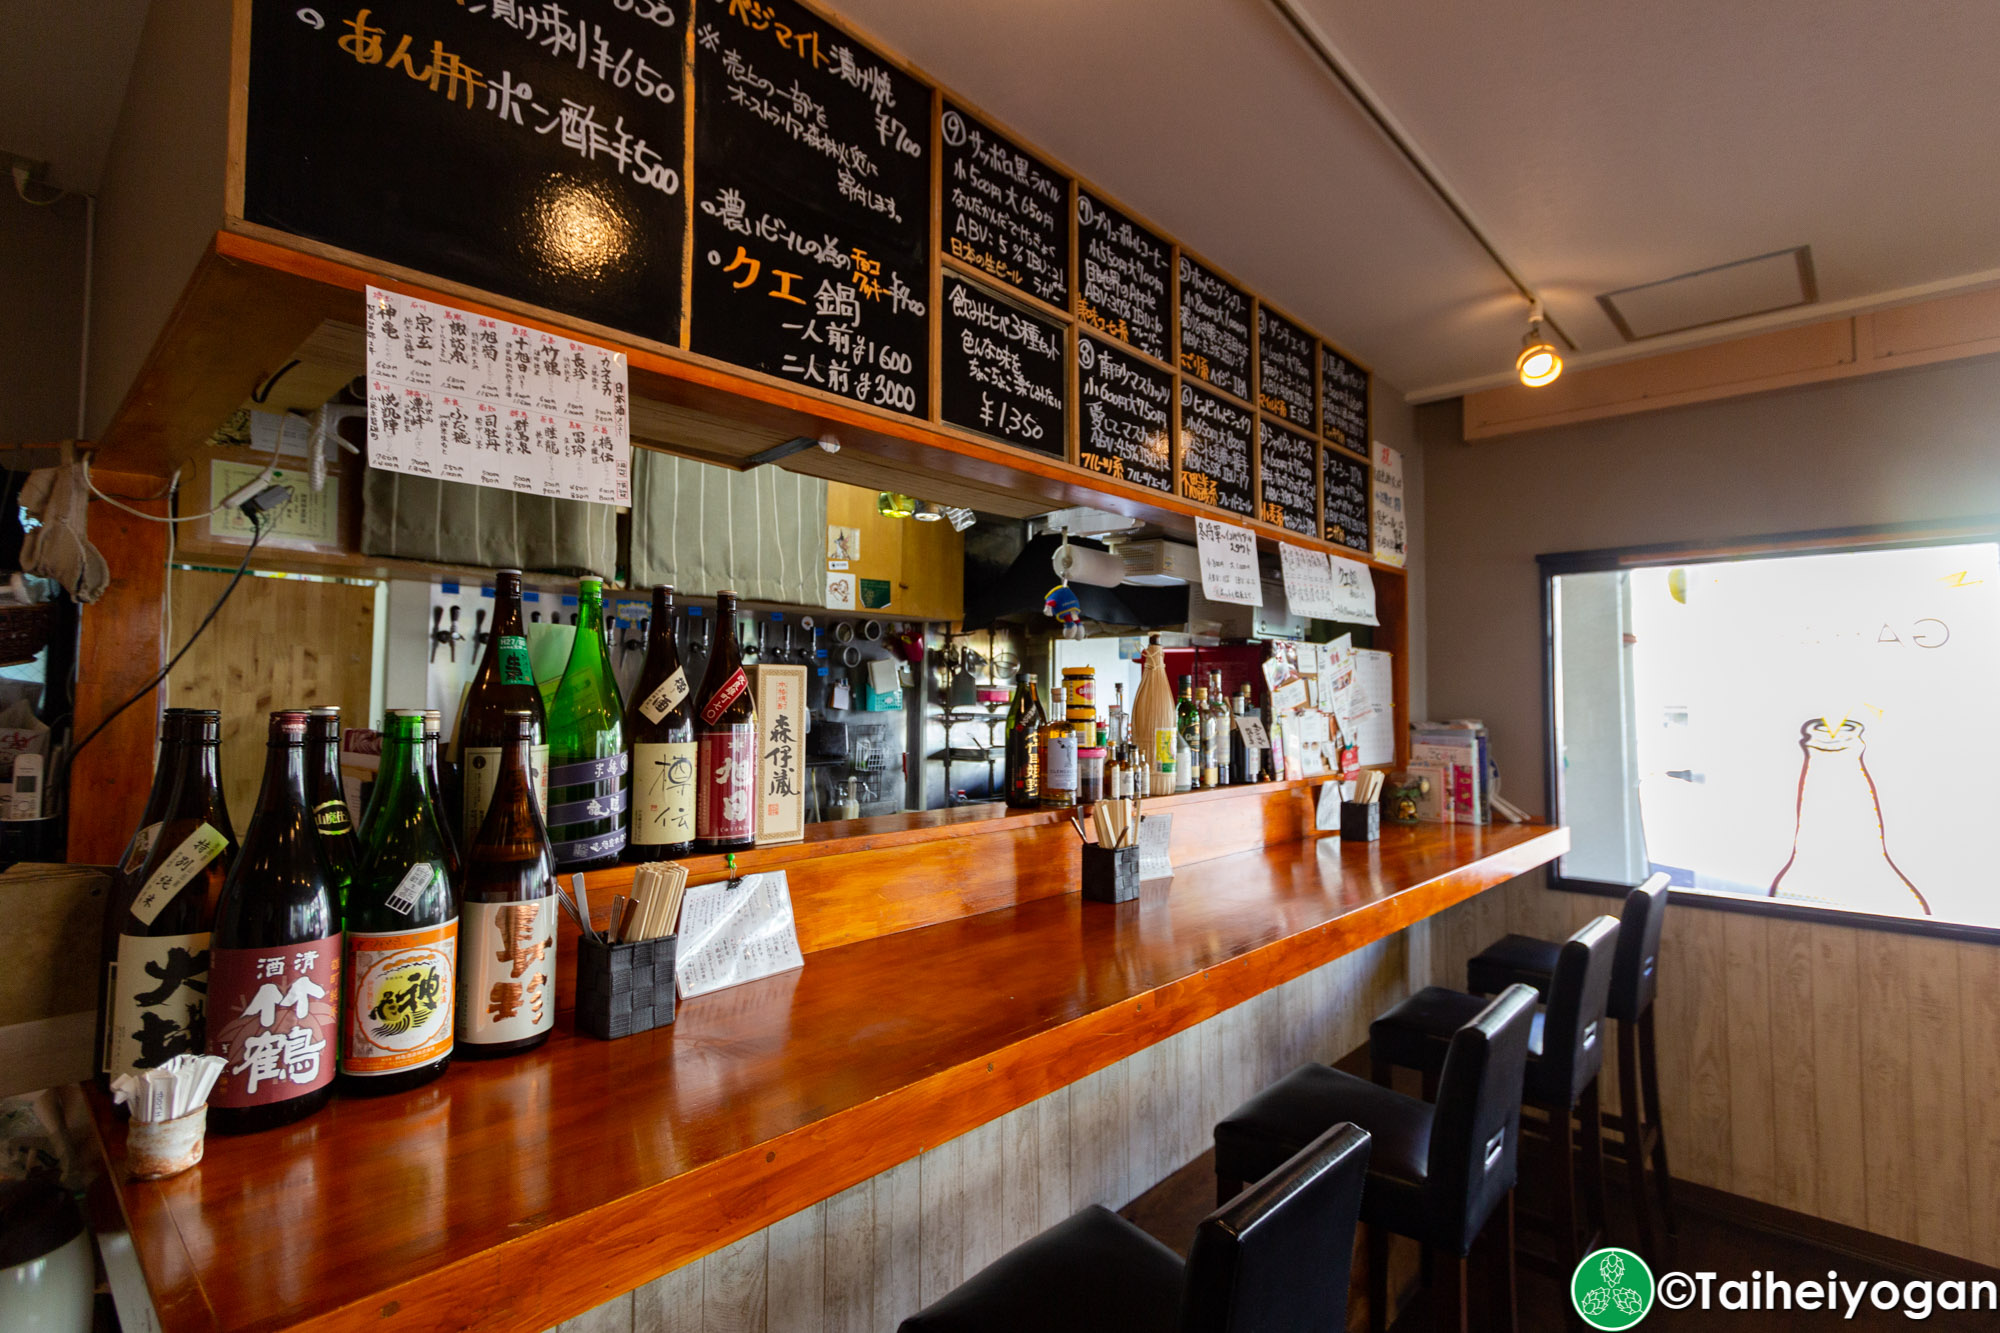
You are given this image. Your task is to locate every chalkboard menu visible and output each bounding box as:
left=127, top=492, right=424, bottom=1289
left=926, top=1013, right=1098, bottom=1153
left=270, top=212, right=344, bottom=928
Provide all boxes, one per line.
left=941, top=103, right=1068, bottom=309
left=940, top=273, right=1067, bottom=458
left=1257, top=306, right=1316, bottom=428
left=1320, top=343, right=1369, bottom=455
left=1178, top=256, right=1252, bottom=401
left=691, top=0, right=930, bottom=414
left=245, top=0, right=687, bottom=345
left=1078, top=333, right=1173, bottom=493
left=1178, top=384, right=1253, bottom=517
left=1075, top=191, right=1172, bottom=363
left=1323, top=449, right=1370, bottom=552
left=1258, top=420, right=1318, bottom=535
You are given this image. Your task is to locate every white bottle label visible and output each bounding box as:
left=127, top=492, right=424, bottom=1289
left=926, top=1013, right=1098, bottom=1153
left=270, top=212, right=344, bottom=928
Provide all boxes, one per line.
left=457, top=897, right=555, bottom=1045
left=632, top=741, right=697, bottom=845
left=638, top=667, right=689, bottom=724
left=1043, top=735, right=1077, bottom=791
left=384, top=862, right=436, bottom=916
left=130, top=823, right=228, bottom=926
left=462, top=743, right=552, bottom=835
left=104, top=931, right=210, bottom=1077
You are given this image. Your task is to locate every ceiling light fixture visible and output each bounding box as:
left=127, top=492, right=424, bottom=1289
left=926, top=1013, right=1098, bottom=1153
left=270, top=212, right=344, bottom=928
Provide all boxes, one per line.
left=1516, top=302, right=1562, bottom=387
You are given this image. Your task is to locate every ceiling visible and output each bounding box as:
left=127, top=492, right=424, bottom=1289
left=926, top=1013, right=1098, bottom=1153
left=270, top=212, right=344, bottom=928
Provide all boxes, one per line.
left=11, top=1, right=2000, bottom=400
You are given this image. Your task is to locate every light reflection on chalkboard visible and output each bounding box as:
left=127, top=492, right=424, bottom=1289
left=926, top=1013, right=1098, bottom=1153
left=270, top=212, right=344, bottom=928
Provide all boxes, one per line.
left=531, top=182, right=632, bottom=283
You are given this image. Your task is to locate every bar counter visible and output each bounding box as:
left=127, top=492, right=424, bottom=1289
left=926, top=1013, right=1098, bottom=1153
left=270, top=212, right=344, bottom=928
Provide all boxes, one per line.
left=80, top=807, right=1567, bottom=1333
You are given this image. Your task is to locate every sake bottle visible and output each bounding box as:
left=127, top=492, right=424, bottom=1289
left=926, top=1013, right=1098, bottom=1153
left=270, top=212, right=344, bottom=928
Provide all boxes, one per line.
left=694, top=590, right=758, bottom=851
left=625, top=585, right=696, bottom=860
left=459, top=569, right=550, bottom=833
left=546, top=576, right=627, bottom=869
left=456, top=710, right=558, bottom=1059
left=305, top=706, right=360, bottom=908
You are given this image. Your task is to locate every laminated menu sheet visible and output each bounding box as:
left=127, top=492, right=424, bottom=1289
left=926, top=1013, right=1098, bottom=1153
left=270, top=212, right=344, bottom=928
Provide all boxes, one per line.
left=675, top=872, right=805, bottom=1000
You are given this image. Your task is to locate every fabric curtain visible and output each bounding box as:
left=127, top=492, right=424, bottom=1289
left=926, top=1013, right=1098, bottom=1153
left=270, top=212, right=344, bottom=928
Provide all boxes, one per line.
left=628, top=451, right=826, bottom=605
left=359, top=469, right=619, bottom=577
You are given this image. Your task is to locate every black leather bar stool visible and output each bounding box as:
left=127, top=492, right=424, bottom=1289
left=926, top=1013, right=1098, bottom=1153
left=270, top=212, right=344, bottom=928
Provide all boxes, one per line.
left=1213, top=985, right=1538, bottom=1333
left=1467, top=874, right=1675, bottom=1255
left=899, top=1122, right=1371, bottom=1333
left=1371, top=916, right=1619, bottom=1276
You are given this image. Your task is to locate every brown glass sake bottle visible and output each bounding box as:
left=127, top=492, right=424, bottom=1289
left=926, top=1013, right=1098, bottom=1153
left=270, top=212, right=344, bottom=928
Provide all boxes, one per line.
left=460, top=570, right=550, bottom=834
left=625, top=585, right=696, bottom=860
left=96, top=709, right=237, bottom=1089
left=455, top=710, right=558, bottom=1059
left=206, top=711, right=342, bottom=1134
left=305, top=706, right=360, bottom=910
left=694, top=590, right=758, bottom=851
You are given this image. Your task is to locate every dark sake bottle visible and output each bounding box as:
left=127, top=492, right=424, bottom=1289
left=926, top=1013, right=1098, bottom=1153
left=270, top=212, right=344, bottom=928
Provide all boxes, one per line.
left=96, top=710, right=237, bottom=1088
left=625, top=585, right=696, bottom=860
left=340, top=710, right=455, bottom=1094
left=460, top=569, right=550, bottom=834
left=206, top=711, right=342, bottom=1134
left=420, top=709, right=463, bottom=885
left=1003, top=672, right=1045, bottom=808
left=546, top=576, right=627, bottom=869
left=695, top=590, right=758, bottom=851
left=305, top=706, right=360, bottom=909
left=456, top=711, right=558, bottom=1060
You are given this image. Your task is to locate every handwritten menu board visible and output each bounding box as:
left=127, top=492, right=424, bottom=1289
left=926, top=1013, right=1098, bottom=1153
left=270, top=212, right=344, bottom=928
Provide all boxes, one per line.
left=1321, top=343, right=1370, bottom=455
left=1178, top=383, right=1253, bottom=517
left=1178, top=256, right=1252, bottom=401
left=1075, top=190, right=1172, bottom=363
left=691, top=0, right=930, bottom=415
left=1258, top=420, right=1318, bottom=535
left=941, top=103, right=1069, bottom=308
left=1257, top=306, right=1316, bottom=428
left=1078, top=333, right=1173, bottom=493
left=245, top=0, right=687, bottom=346
left=1323, top=448, right=1370, bottom=552
left=940, top=273, right=1067, bottom=458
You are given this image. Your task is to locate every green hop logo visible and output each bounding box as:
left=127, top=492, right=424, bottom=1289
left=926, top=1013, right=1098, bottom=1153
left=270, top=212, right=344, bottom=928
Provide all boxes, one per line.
left=1571, top=1247, right=1654, bottom=1329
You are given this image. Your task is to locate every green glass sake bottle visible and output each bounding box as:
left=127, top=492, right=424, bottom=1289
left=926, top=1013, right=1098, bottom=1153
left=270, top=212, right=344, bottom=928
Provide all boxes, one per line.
left=340, top=710, right=456, bottom=1095
left=546, top=576, right=627, bottom=869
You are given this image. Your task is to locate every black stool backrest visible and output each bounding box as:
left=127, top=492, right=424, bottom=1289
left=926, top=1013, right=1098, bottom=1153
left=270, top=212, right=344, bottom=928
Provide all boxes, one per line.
left=1181, top=1122, right=1372, bottom=1333
left=1425, top=984, right=1537, bottom=1256
left=1610, top=873, right=1671, bottom=1023
left=1533, top=915, right=1620, bottom=1106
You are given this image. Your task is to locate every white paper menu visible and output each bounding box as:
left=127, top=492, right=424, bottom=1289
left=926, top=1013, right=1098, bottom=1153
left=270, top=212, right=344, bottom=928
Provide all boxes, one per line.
left=363, top=285, right=632, bottom=506
left=1194, top=517, right=1263, bottom=606
left=675, top=872, right=805, bottom=1000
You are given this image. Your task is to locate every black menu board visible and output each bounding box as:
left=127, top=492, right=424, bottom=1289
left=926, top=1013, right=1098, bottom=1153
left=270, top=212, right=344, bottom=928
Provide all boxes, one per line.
left=940, top=103, right=1068, bottom=309
left=1320, top=343, right=1370, bottom=455
left=1177, top=256, right=1251, bottom=401
left=1178, top=383, right=1253, bottom=517
left=1256, top=306, right=1316, bottom=428
left=691, top=0, right=930, bottom=414
left=940, top=273, right=1067, bottom=458
left=1258, top=420, right=1317, bottom=535
left=1075, top=190, right=1172, bottom=363
left=1078, top=333, right=1173, bottom=493
left=244, top=0, right=687, bottom=345
left=1323, top=448, right=1370, bottom=552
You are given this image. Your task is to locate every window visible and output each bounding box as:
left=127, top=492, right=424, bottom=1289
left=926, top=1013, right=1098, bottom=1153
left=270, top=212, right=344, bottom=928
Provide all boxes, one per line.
left=1542, top=524, right=2000, bottom=936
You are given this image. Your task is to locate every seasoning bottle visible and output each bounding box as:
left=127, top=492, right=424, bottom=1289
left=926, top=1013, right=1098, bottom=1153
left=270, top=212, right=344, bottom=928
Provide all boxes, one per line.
left=1038, top=687, right=1078, bottom=808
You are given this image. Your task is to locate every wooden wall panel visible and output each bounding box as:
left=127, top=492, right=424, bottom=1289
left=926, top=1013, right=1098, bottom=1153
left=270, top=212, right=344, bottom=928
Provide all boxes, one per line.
left=1426, top=876, right=2000, bottom=1270
left=541, top=941, right=1407, bottom=1333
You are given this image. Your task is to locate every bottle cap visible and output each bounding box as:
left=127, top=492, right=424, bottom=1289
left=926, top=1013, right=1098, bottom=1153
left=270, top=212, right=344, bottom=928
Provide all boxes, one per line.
left=270, top=710, right=309, bottom=737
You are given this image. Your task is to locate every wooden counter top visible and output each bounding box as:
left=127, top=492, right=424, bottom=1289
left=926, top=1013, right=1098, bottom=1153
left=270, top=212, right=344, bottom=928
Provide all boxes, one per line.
left=82, top=820, right=1566, bottom=1333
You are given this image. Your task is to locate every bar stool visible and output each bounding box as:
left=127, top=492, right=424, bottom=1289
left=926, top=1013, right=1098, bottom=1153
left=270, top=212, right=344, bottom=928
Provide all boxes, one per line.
left=899, top=1121, right=1372, bottom=1333
left=1213, top=985, right=1538, bottom=1333
left=1370, top=917, right=1618, bottom=1279
left=1467, top=875, right=1676, bottom=1255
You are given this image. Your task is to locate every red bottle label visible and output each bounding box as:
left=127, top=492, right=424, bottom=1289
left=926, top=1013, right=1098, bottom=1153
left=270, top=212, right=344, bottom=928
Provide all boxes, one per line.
left=699, top=668, right=749, bottom=726
left=696, top=727, right=757, bottom=842
left=207, top=935, right=341, bottom=1108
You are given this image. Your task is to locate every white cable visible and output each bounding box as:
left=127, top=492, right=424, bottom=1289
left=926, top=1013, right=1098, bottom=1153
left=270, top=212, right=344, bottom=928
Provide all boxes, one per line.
left=82, top=414, right=288, bottom=523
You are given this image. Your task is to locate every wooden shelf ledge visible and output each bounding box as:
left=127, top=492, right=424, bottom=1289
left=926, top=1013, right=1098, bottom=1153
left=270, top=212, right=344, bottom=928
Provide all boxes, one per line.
left=79, top=819, right=1566, bottom=1333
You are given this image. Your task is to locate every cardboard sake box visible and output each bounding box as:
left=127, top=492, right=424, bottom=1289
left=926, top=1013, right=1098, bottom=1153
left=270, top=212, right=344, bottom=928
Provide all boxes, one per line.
left=752, top=665, right=808, bottom=845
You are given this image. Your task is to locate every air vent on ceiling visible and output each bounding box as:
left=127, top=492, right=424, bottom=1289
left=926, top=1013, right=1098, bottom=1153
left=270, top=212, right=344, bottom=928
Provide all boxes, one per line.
left=1597, top=246, right=1817, bottom=342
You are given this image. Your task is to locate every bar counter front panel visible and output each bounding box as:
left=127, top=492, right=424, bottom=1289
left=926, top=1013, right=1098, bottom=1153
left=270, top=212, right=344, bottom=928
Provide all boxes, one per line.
left=83, top=792, right=1566, bottom=1333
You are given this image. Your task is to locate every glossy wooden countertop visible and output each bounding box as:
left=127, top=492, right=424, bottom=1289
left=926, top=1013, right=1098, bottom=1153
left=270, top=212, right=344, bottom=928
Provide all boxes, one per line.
left=83, top=820, right=1567, bottom=1333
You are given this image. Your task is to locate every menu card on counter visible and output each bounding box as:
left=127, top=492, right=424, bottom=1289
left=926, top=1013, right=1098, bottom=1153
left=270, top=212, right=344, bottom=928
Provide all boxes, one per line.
left=1195, top=517, right=1263, bottom=606
left=1257, top=306, right=1317, bottom=428
left=1078, top=333, right=1173, bottom=492
left=1258, top=419, right=1319, bottom=535
left=1320, top=344, right=1370, bottom=455
left=364, top=286, right=632, bottom=504
left=1323, top=449, right=1370, bottom=552
left=245, top=0, right=687, bottom=346
left=1075, top=190, right=1172, bottom=362
left=941, top=102, right=1070, bottom=308
left=1178, top=383, right=1255, bottom=517
left=1178, top=255, right=1252, bottom=401
left=676, top=872, right=805, bottom=1000
left=940, top=272, right=1067, bottom=458
left=691, top=0, right=930, bottom=415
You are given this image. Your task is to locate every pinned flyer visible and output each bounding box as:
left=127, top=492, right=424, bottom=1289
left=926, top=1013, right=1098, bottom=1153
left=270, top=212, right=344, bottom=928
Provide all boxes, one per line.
left=1194, top=518, right=1263, bottom=606
left=1326, top=555, right=1379, bottom=626
left=1279, top=542, right=1339, bottom=620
